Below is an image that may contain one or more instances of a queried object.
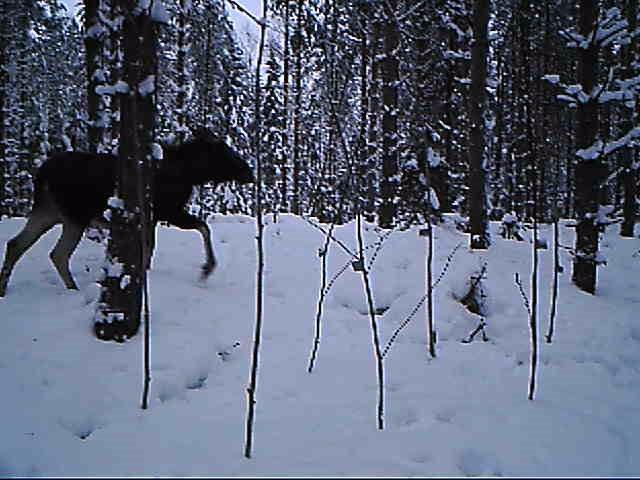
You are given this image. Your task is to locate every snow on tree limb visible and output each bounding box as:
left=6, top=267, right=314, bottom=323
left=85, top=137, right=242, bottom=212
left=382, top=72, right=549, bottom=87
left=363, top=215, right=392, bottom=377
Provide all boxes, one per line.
left=576, top=127, right=640, bottom=161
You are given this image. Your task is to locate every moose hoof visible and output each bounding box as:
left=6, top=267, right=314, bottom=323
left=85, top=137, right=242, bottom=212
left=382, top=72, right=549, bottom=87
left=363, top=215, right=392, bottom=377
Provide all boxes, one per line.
left=94, top=321, right=139, bottom=343
left=200, top=262, right=216, bottom=280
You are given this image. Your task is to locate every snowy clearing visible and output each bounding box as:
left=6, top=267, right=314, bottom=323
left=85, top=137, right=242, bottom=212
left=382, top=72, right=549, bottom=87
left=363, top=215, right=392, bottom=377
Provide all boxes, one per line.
left=0, top=214, right=639, bottom=476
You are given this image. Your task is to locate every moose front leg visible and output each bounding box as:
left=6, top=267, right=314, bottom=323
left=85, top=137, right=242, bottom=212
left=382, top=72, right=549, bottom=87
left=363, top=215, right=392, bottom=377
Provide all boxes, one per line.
left=165, top=211, right=217, bottom=279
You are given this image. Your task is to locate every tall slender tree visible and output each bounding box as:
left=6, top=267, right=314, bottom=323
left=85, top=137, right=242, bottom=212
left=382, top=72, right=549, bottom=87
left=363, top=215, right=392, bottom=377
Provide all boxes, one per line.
left=378, top=0, right=399, bottom=229
left=620, top=0, right=638, bottom=238
left=468, top=0, right=491, bottom=249
left=84, top=0, right=105, bottom=152
left=572, top=0, right=602, bottom=294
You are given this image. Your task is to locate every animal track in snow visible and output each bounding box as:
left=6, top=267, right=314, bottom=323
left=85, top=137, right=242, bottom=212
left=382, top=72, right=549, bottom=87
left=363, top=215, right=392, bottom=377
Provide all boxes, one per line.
left=456, top=448, right=503, bottom=477
left=58, top=416, right=101, bottom=440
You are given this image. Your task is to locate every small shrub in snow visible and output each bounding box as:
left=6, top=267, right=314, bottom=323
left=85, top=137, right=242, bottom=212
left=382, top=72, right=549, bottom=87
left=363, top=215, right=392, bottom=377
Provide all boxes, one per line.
left=460, top=263, right=488, bottom=317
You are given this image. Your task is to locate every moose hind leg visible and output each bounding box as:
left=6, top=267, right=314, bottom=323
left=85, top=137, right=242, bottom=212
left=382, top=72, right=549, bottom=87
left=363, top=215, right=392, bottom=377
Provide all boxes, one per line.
left=197, top=221, right=217, bottom=278
left=49, top=222, right=84, bottom=290
left=0, top=213, right=57, bottom=297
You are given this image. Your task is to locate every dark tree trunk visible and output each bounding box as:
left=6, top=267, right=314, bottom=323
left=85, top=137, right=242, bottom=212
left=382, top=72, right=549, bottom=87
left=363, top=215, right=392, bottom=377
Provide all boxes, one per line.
left=175, top=0, right=190, bottom=142
left=94, top=0, right=157, bottom=342
left=291, top=0, right=303, bottom=215
left=358, top=4, right=369, bottom=206
left=572, top=0, right=602, bottom=294
left=468, top=0, right=491, bottom=249
left=108, top=1, right=122, bottom=148
left=620, top=0, right=637, bottom=238
left=84, top=0, right=102, bottom=153
left=280, top=0, right=290, bottom=213
left=366, top=15, right=380, bottom=222
left=378, top=0, right=399, bottom=229
left=0, top=0, right=7, bottom=217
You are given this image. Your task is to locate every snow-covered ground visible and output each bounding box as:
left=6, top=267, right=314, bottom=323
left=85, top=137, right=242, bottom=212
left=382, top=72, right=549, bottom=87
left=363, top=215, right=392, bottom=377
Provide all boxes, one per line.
left=0, top=214, right=638, bottom=476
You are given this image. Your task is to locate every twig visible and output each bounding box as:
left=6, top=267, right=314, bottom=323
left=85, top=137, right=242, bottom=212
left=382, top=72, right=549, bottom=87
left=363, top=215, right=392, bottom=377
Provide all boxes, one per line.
left=529, top=214, right=539, bottom=401
left=141, top=270, right=151, bottom=409
left=514, top=272, right=531, bottom=317
left=425, top=222, right=436, bottom=358
left=304, top=217, right=356, bottom=258
left=308, top=224, right=335, bottom=373
left=225, top=0, right=266, bottom=27
left=356, top=211, right=384, bottom=430
left=546, top=215, right=560, bottom=343
left=244, top=0, right=268, bottom=460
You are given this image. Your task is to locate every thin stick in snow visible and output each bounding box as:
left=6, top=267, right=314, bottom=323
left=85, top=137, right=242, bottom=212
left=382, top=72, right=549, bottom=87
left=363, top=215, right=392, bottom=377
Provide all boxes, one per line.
left=529, top=216, right=539, bottom=401
left=308, top=224, right=334, bottom=373
left=546, top=212, right=561, bottom=343
left=244, top=0, right=268, bottom=460
left=355, top=212, right=385, bottom=430
left=423, top=223, right=436, bottom=358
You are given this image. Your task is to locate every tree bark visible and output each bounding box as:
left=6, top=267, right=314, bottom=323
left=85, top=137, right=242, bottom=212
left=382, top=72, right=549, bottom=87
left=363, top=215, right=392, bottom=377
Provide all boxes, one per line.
left=378, top=0, right=399, bottom=229
left=468, top=0, right=491, bottom=249
left=572, top=0, right=602, bottom=294
left=291, top=0, right=303, bottom=215
left=620, top=0, right=637, bottom=238
left=84, top=0, right=102, bottom=153
left=94, top=0, right=157, bottom=342
left=175, top=0, right=191, bottom=142
left=366, top=15, right=380, bottom=221
left=0, top=0, right=7, bottom=217
left=245, top=0, right=268, bottom=459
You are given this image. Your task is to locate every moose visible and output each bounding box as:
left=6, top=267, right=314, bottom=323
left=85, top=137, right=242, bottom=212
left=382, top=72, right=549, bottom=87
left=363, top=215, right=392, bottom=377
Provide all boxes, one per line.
left=0, top=130, right=254, bottom=297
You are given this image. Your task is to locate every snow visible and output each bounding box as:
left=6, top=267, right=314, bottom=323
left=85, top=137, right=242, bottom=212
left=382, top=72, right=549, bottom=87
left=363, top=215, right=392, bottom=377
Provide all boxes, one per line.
left=85, top=24, right=106, bottom=40
left=542, top=74, right=560, bottom=85
left=151, top=142, right=163, bottom=161
left=150, top=0, right=171, bottom=24
left=576, top=127, right=640, bottom=160
left=0, top=214, right=639, bottom=476
left=138, top=75, right=156, bottom=97
left=429, top=187, right=440, bottom=211
left=427, top=147, right=442, bottom=168
left=95, top=81, right=130, bottom=96
left=107, top=196, right=124, bottom=210
left=576, top=140, right=604, bottom=160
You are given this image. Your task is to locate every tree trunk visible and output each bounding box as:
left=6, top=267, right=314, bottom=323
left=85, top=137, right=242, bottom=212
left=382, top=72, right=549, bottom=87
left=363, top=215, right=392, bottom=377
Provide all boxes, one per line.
left=0, top=0, right=7, bottom=217
left=378, top=0, right=399, bottom=229
left=84, top=0, right=102, bottom=153
left=358, top=4, right=369, bottom=208
left=291, top=0, right=303, bottom=215
left=94, top=0, right=157, bottom=342
left=572, top=0, right=601, bottom=294
left=175, top=0, right=191, bottom=142
left=245, top=0, right=268, bottom=458
left=468, top=0, right=491, bottom=249
left=620, top=0, right=637, bottom=238
left=366, top=15, right=380, bottom=222
left=280, top=0, right=290, bottom=213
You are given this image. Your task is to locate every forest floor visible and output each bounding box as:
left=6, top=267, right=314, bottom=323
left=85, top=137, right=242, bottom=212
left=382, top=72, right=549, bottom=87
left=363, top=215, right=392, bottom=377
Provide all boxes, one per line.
left=0, top=214, right=639, bottom=477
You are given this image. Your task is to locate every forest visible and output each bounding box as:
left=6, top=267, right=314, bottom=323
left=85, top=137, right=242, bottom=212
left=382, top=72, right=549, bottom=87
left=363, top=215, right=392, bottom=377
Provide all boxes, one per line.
left=0, top=0, right=639, bottom=476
